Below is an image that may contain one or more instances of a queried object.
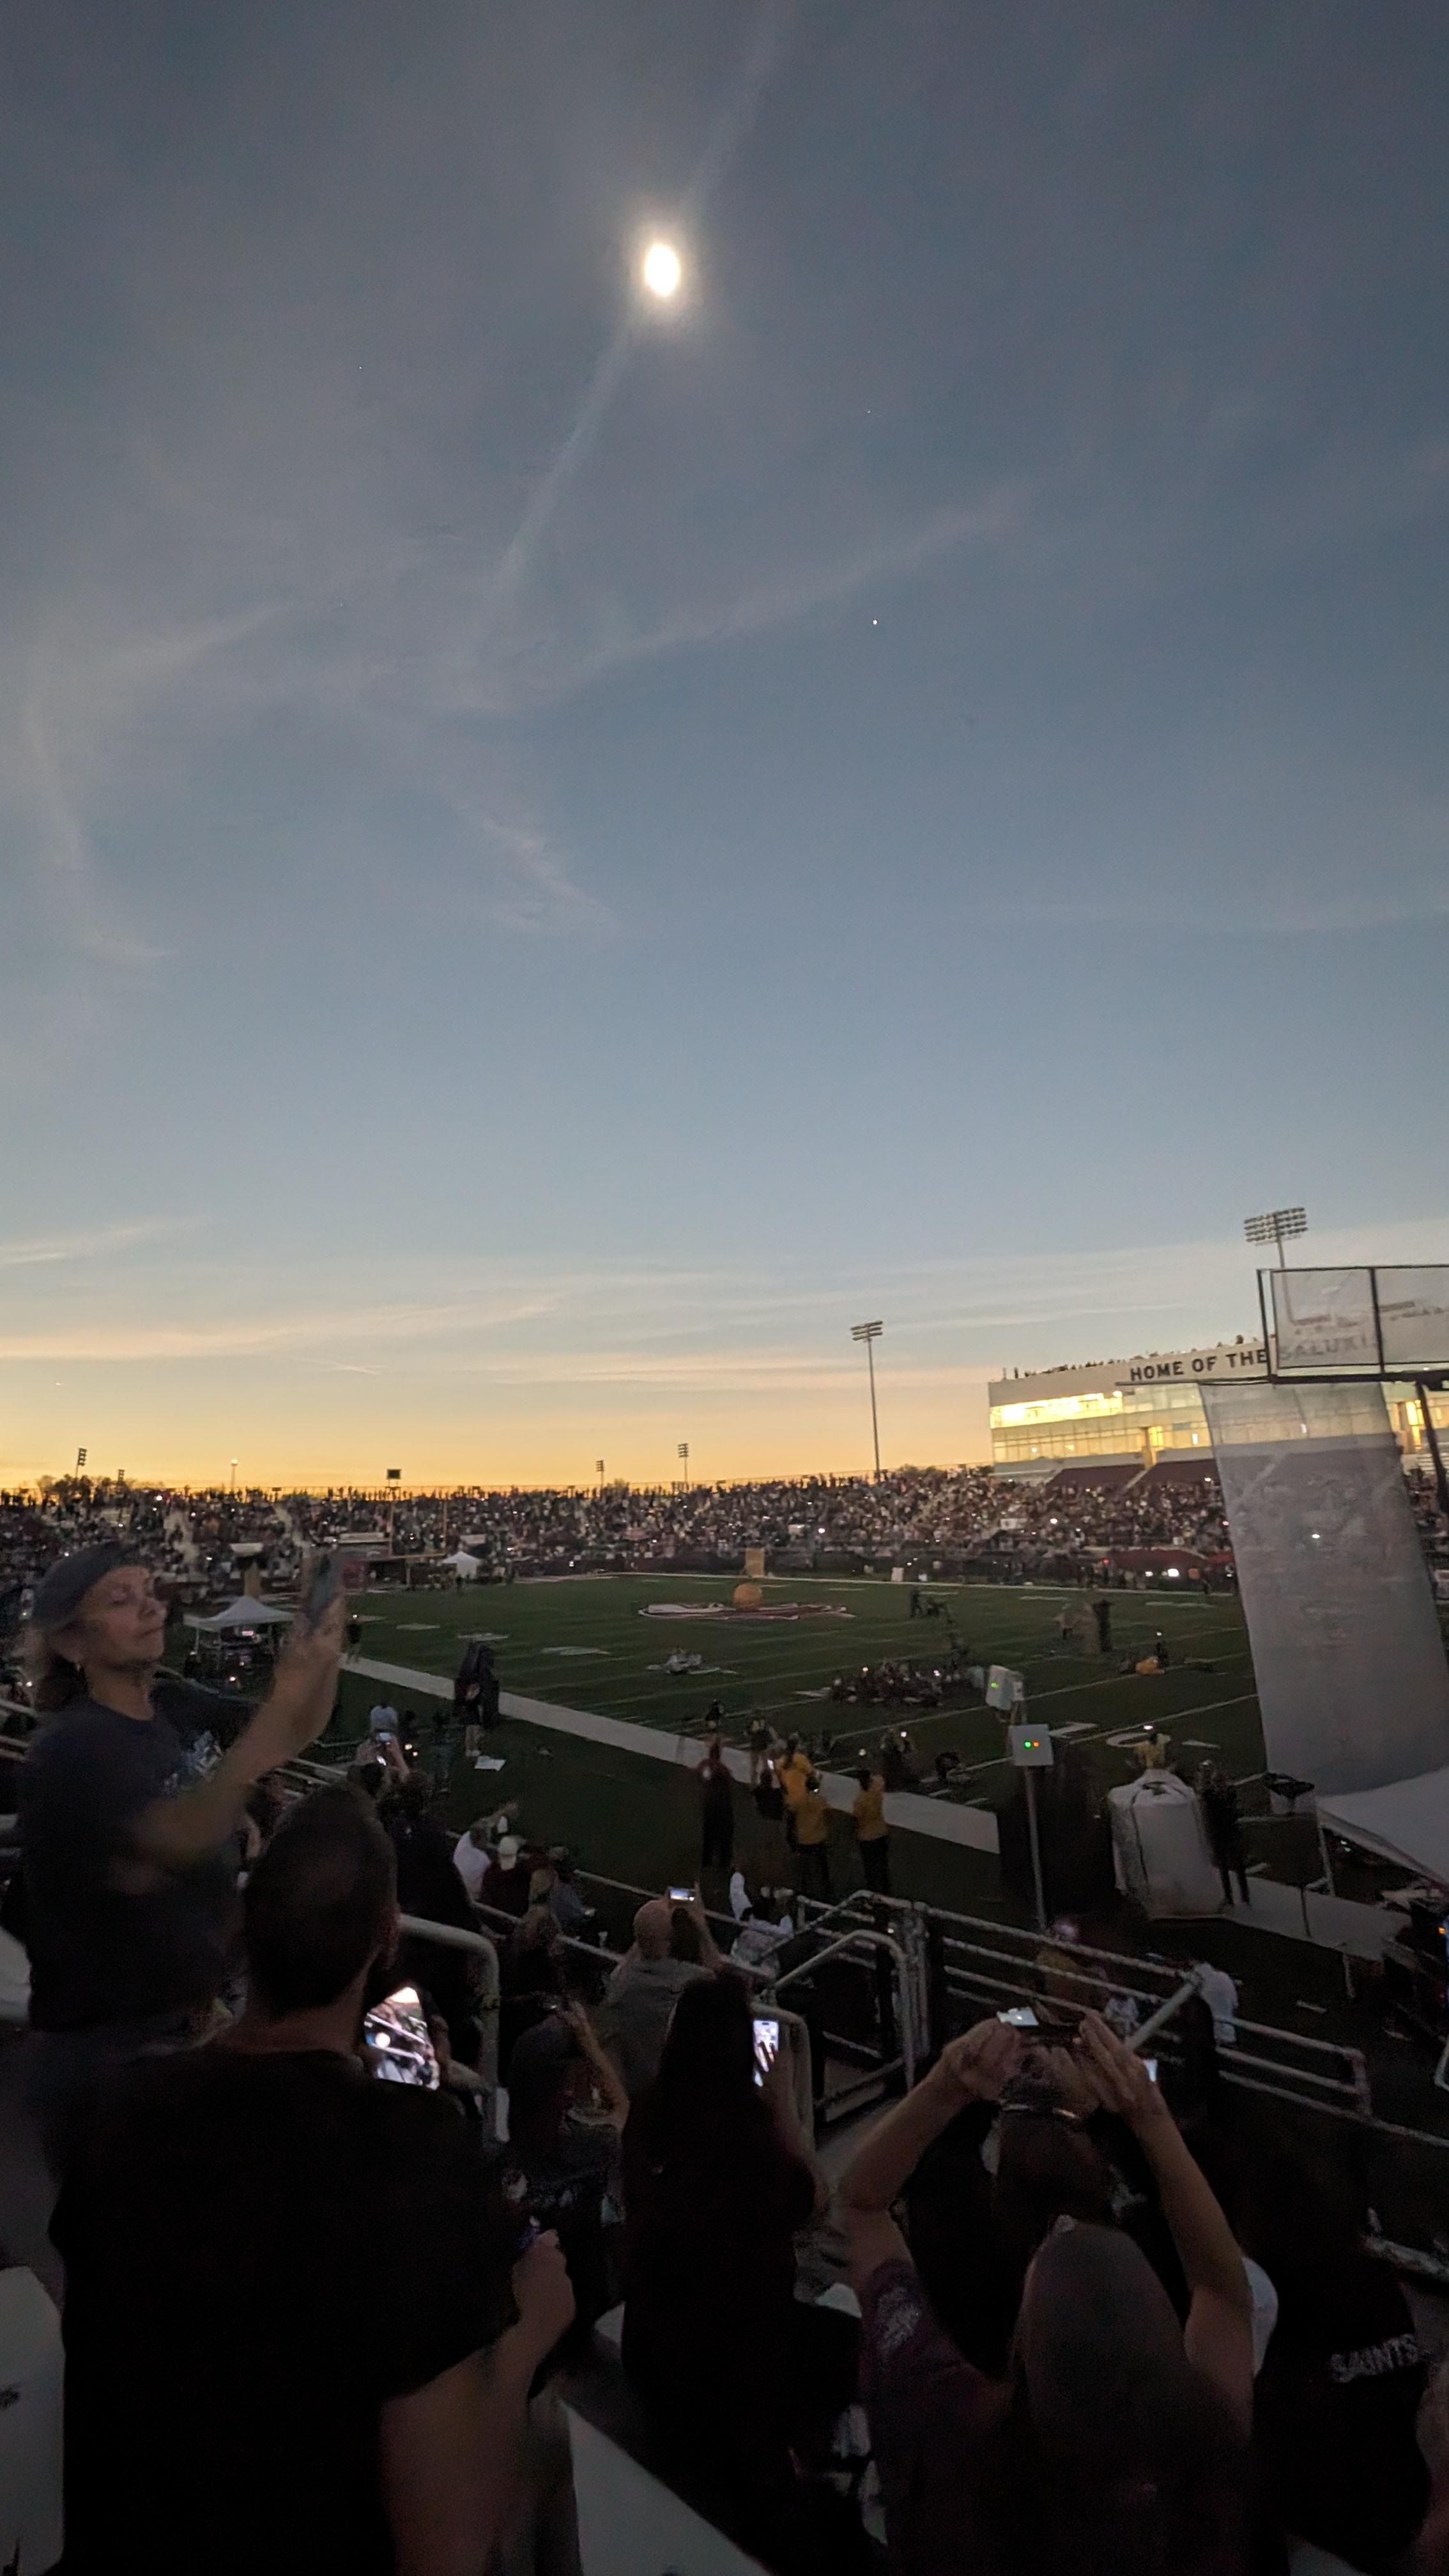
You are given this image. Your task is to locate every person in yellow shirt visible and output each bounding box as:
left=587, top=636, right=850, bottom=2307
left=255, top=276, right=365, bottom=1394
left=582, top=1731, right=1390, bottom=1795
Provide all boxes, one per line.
left=792, top=1770, right=832, bottom=1901
left=852, top=1767, right=890, bottom=1894
left=777, top=1736, right=811, bottom=1864
left=777, top=1736, right=813, bottom=1808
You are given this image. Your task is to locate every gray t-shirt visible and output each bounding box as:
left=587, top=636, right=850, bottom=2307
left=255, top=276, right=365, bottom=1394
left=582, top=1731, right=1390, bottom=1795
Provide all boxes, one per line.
left=601, top=1956, right=709, bottom=2096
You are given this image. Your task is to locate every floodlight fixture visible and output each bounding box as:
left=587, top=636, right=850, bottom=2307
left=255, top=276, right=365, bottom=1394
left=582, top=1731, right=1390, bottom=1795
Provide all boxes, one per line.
left=1245, top=1206, right=1307, bottom=1268
left=851, top=1320, right=885, bottom=1482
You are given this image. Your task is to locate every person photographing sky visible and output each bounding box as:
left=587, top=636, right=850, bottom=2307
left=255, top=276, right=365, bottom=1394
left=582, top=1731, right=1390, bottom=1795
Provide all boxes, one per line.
left=19, top=1540, right=344, bottom=2172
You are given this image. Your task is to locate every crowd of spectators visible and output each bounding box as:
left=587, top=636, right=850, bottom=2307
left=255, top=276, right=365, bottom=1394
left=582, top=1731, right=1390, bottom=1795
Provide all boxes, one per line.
left=4, top=1537, right=1448, bottom=2574
left=1, top=1462, right=1243, bottom=1622
left=7, top=1447, right=1449, bottom=1650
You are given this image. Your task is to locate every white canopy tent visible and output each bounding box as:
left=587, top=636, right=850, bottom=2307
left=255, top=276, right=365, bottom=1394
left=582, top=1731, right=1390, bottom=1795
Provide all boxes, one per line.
left=440, top=1550, right=481, bottom=1580
left=1317, top=1765, right=1449, bottom=1890
left=188, top=1595, right=293, bottom=1632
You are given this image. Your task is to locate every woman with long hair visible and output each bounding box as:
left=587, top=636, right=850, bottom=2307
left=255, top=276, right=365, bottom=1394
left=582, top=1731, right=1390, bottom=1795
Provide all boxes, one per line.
left=841, top=2012, right=1255, bottom=2576
left=620, top=1973, right=848, bottom=2557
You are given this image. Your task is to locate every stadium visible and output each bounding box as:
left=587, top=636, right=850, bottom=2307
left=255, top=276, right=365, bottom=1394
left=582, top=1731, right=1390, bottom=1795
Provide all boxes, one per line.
left=4, top=1271, right=1449, bottom=2570
left=6, top=6, right=1449, bottom=2563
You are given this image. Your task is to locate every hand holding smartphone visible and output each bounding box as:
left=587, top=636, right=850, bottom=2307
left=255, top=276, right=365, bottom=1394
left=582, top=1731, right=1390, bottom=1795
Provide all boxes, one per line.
left=362, top=1985, right=440, bottom=2090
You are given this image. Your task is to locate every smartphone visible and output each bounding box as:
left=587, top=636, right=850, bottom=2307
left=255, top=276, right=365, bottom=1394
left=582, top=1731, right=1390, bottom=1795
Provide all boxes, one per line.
left=362, top=1984, right=440, bottom=2089
left=1144, top=2058, right=1159, bottom=2085
left=752, top=2016, right=781, bottom=2087
left=298, top=1550, right=344, bottom=1631
left=666, top=1886, right=694, bottom=1905
left=997, top=2006, right=1040, bottom=2029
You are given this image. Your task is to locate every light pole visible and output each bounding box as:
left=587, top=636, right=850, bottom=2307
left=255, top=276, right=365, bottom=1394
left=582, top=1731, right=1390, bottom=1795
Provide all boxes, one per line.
left=386, top=1466, right=401, bottom=1554
left=1244, top=1206, right=1307, bottom=1270
left=851, top=1321, right=884, bottom=1482
left=677, top=1441, right=689, bottom=1489
left=229, top=1458, right=237, bottom=1496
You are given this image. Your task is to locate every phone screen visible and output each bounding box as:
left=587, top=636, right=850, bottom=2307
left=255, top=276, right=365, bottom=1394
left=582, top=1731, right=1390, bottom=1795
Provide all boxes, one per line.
left=1144, top=2057, right=1159, bottom=2085
left=752, top=2016, right=781, bottom=2087
left=666, top=1886, right=694, bottom=1904
left=362, top=1984, right=440, bottom=2090
left=997, top=2006, right=1040, bottom=2028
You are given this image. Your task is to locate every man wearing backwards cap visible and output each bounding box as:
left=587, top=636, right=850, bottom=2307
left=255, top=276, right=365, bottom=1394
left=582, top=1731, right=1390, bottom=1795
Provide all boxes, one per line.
left=20, top=1542, right=342, bottom=2170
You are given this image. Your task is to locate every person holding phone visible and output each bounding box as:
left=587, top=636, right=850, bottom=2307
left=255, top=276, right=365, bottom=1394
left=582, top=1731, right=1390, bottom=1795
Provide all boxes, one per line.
left=620, top=1973, right=838, bottom=2562
left=599, top=1892, right=724, bottom=2097
left=20, top=1544, right=345, bottom=2173
left=839, top=2013, right=1254, bottom=2576
left=52, top=1786, right=569, bottom=2576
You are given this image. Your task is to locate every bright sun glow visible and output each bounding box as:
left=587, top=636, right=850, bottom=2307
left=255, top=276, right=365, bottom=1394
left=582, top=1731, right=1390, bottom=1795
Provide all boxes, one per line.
left=642, top=240, right=682, bottom=298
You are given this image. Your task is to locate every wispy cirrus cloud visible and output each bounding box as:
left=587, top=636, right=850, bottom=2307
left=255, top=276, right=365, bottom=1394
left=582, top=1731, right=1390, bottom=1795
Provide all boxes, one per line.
left=0, top=1218, right=197, bottom=1273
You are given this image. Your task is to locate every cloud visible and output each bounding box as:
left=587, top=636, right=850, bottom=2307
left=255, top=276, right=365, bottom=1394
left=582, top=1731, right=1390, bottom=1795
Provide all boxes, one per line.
left=471, top=486, right=1027, bottom=718
left=0, top=1219, right=195, bottom=1272
left=8, top=1217, right=1447, bottom=1376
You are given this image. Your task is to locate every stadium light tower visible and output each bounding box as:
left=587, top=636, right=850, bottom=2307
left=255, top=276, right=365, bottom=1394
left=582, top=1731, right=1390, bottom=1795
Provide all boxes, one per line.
left=851, top=1321, right=884, bottom=1482
left=1245, top=1206, right=1307, bottom=1269
left=677, top=1441, right=689, bottom=1489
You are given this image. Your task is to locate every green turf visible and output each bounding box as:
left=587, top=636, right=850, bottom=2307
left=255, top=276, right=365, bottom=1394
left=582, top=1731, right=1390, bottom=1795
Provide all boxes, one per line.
left=341, top=1571, right=1266, bottom=1807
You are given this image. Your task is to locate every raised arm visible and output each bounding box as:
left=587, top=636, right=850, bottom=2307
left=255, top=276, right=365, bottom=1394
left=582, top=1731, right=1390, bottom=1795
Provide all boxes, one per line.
left=1073, top=2011, right=1254, bottom=2434
left=684, top=1893, right=724, bottom=1972
left=839, top=2021, right=1024, bottom=2283
left=128, top=1599, right=343, bottom=1876
left=564, top=2004, right=631, bottom=2133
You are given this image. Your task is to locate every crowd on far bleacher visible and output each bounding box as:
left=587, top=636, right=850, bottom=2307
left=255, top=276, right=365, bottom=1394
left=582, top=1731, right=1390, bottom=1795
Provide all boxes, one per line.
left=3, top=1460, right=1245, bottom=1629
left=7, top=1441, right=1449, bottom=1642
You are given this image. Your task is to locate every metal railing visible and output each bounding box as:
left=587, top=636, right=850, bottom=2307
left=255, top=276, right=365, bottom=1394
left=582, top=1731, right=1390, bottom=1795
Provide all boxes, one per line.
left=0, top=1704, right=1425, bottom=2145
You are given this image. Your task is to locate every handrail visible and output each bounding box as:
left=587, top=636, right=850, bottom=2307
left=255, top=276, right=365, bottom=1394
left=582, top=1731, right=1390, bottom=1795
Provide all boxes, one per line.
left=1127, top=1972, right=1206, bottom=2053
left=768, top=1927, right=916, bottom=2089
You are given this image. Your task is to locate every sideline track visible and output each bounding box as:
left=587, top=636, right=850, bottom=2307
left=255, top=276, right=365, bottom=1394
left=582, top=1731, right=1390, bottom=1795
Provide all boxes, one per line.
left=344, top=1654, right=1001, bottom=1855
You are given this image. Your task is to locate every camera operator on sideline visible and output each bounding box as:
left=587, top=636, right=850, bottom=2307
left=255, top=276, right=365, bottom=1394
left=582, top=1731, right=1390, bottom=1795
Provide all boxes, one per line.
left=19, top=1541, right=343, bottom=2172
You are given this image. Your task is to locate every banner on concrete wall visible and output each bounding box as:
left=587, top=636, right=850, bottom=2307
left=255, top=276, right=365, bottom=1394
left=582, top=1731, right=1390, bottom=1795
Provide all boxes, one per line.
left=1200, top=1377, right=1449, bottom=1797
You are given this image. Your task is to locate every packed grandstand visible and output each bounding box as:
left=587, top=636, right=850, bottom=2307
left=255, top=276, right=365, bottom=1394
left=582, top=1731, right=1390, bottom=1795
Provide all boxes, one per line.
left=3, top=1458, right=1446, bottom=1616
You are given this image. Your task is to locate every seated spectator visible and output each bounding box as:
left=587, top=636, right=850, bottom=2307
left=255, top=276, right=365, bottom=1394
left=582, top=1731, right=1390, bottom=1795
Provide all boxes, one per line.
left=481, top=1833, right=532, bottom=1920
left=1238, top=2139, right=1429, bottom=2572
left=499, top=1903, right=569, bottom=2080
left=621, top=1974, right=855, bottom=2563
left=730, top=1888, right=795, bottom=1974
left=502, top=2005, right=629, bottom=2364
left=452, top=1813, right=494, bottom=1904
left=599, top=1893, right=723, bottom=2097
left=546, top=1847, right=595, bottom=1940
left=51, top=1784, right=574, bottom=2576
left=841, top=2011, right=1254, bottom=2576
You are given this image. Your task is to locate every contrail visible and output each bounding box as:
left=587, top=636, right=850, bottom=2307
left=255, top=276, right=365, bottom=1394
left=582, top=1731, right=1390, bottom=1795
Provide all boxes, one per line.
left=476, top=0, right=799, bottom=640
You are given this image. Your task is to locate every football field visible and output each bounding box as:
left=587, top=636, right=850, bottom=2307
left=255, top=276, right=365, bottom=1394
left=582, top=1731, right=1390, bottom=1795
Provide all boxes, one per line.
left=329, top=1572, right=1266, bottom=1918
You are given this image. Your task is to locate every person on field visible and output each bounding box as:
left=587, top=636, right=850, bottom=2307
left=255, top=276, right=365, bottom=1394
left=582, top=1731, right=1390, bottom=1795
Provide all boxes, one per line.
left=696, top=1736, right=735, bottom=1876
left=852, top=1765, right=891, bottom=1894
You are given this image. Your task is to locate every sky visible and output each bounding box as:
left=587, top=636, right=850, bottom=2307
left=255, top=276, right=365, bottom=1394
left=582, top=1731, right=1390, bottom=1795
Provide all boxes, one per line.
left=3, top=0, right=1448, bottom=1491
